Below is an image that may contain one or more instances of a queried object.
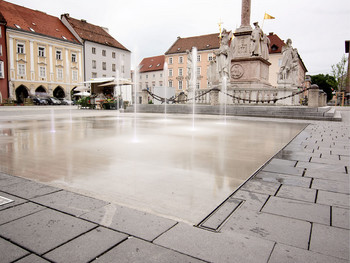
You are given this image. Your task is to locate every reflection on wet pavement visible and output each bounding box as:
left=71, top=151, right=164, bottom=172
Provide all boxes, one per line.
left=0, top=113, right=306, bottom=223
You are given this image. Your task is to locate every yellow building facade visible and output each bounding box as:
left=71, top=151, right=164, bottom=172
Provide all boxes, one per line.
left=7, top=28, right=83, bottom=102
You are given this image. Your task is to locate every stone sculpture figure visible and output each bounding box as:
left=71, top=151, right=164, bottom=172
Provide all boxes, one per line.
left=278, top=38, right=298, bottom=85
left=214, top=28, right=232, bottom=79
left=251, top=22, right=263, bottom=56
left=261, top=33, right=270, bottom=60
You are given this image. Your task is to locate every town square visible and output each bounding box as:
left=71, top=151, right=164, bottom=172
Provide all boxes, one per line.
left=0, top=0, right=349, bottom=262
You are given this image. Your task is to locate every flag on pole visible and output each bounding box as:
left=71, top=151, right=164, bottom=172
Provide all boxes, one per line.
left=264, top=13, right=275, bottom=19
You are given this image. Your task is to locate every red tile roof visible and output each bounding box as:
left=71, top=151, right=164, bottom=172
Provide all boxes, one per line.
left=267, top=32, right=285, bottom=54
left=165, top=33, right=220, bottom=55
left=0, top=0, right=80, bottom=43
left=62, top=14, right=129, bottom=52
left=139, top=55, right=165, bottom=73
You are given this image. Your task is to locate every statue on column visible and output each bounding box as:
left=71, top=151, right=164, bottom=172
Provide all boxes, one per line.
left=214, top=28, right=232, bottom=79
left=278, top=38, right=298, bottom=85
left=251, top=22, right=263, bottom=56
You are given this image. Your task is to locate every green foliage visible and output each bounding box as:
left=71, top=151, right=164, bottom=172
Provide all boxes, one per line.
left=310, top=74, right=337, bottom=101
left=76, top=97, right=90, bottom=107
left=331, top=55, right=348, bottom=91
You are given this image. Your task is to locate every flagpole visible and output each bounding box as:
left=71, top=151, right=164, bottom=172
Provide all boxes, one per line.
left=262, top=12, right=266, bottom=29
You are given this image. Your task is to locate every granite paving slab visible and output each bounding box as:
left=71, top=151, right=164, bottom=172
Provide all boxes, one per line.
left=0, top=237, right=30, bottom=263
left=80, top=203, right=177, bottom=241
left=331, top=149, right=349, bottom=156
left=0, top=202, right=46, bottom=225
left=317, top=190, right=350, bottom=208
left=332, top=207, right=350, bottom=229
left=276, top=184, right=316, bottom=203
left=32, top=190, right=110, bottom=217
left=262, top=196, right=330, bottom=224
left=262, top=163, right=304, bottom=176
left=309, top=223, right=350, bottom=260
left=304, top=169, right=349, bottom=182
left=0, top=191, right=27, bottom=210
left=296, top=161, right=347, bottom=173
left=15, top=254, right=51, bottom=263
left=92, top=237, right=206, bottom=263
left=230, top=190, right=269, bottom=211
left=310, top=156, right=349, bottom=165
left=254, top=171, right=311, bottom=187
left=239, top=180, right=280, bottom=195
left=268, top=158, right=297, bottom=167
left=2, top=179, right=60, bottom=199
left=268, top=243, right=349, bottom=263
left=0, top=172, right=30, bottom=187
left=154, top=222, right=274, bottom=263
left=44, top=227, right=128, bottom=263
left=220, top=208, right=311, bottom=249
left=312, top=178, right=350, bottom=194
left=0, top=208, right=96, bottom=255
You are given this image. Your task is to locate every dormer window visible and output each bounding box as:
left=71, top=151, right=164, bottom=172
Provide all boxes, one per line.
left=271, top=44, right=278, bottom=51
left=14, top=24, right=21, bottom=29
left=157, top=63, right=160, bottom=67
left=29, top=27, right=35, bottom=32
left=149, top=65, right=152, bottom=68
left=62, top=36, right=67, bottom=40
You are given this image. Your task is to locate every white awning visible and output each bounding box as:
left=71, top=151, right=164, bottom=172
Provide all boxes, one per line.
left=83, top=77, right=115, bottom=84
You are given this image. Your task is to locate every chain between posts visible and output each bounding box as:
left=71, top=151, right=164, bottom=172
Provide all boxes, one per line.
left=145, top=87, right=310, bottom=104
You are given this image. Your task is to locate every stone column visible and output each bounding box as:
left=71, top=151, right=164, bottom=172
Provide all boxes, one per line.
left=141, top=89, right=148, bottom=104
left=241, top=0, right=251, bottom=28
left=210, top=88, right=220, bottom=106
left=308, top=84, right=319, bottom=107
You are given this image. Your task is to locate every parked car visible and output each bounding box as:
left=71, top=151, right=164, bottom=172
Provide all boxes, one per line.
left=47, top=97, right=62, bottom=105
left=59, top=98, right=74, bottom=105
left=32, top=96, right=48, bottom=105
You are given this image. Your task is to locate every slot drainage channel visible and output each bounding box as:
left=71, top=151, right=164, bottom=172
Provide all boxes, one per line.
left=196, top=198, right=244, bottom=232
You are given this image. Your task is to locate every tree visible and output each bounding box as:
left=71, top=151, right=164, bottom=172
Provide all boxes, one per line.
left=331, top=55, right=348, bottom=91
left=310, top=74, right=337, bottom=101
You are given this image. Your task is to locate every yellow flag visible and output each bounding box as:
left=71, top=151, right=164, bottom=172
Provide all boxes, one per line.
left=264, top=13, right=275, bottom=19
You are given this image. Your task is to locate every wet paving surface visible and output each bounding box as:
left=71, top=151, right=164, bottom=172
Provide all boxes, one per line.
left=0, top=109, right=306, bottom=223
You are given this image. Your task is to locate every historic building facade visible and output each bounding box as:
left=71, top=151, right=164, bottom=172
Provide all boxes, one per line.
left=138, top=55, right=165, bottom=92
left=164, top=34, right=220, bottom=94
left=61, top=14, right=131, bottom=82
left=0, top=11, right=8, bottom=102
left=0, top=1, right=83, bottom=102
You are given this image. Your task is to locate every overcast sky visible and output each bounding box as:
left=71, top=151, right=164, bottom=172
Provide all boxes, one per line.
left=7, top=0, right=350, bottom=75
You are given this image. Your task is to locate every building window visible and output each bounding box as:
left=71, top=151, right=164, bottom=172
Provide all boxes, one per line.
left=169, top=80, right=173, bottom=87
left=168, top=69, right=173, bottom=77
left=56, top=50, right=62, bottom=60
left=160, top=73, right=162, bottom=78
left=152, top=81, right=155, bottom=87
left=197, top=67, right=201, bottom=76
left=169, top=57, right=173, bottom=64
left=139, top=75, right=142, bottom=80
left=159, top=81, right=163, bottom=86
left=92, top=72, right=97, bottom=78
left=18, top=64, right=25, bottom=75
left=178, top=68, right=183, bottom=76
left=121, top=65, right=125, bottom=73
left=112, top=64, right=116, bottom=72
left=102, top=50, right=106, bottom=56
left=0, top=61, right=4, bottom=78
left=179, top=56, right=183, bottom=63
left=92, top=60, right=96, bottom=69
left=102, top=62, right=106, bottom=70
left=38, top=47, right=45, bottom=57
left=112, top=52, right=116, bottom=58
left=153, top=74, right=155, bottom=78
left=178, top=80, right=183, bottom=89
left=39, top=66, right=46, bottom=78
left=208, top=53, right=213, bottom=61
left=196, top=82, right=200, bottom=89
left=92, top=47, right=96, bottom=54
left=197, top=54, right=201, bottom=62
left=71, top=53, right=77, bottom=62
left=57, top=68, right=63, bottom=80
left=17, top=43, right=24, bottom=54
left=146, top=74, right=148, bottom=79
left=72, top=70, right=78, bottom=81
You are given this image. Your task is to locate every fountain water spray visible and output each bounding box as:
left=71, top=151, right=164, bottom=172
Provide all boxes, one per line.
left=222, top=76, right=227, bottom=124
left=191, top=47, right=197, bottom=130
left=163, top=62, right=168, bottom=119
left=50, top=109, right=56, bottom=133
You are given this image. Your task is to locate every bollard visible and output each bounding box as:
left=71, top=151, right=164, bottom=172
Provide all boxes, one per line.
left=210, top=88, right=220, bottom=106
left=308, top=84, right=319, bottom=107
left=141, top=89, right=148, bottom=105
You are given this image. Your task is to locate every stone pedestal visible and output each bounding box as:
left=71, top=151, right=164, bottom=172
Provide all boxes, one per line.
left=141, top=89, right=148, bottom=105
left=308, top=84, right=320, bottom=108
left=230, top=57, right=271, bottom=86
left=210, top=88, right=220, bottom=106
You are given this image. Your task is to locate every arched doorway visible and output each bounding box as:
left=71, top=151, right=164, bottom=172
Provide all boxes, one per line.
left=53, top=86, right=65, bottom=99
left=35, top=86, right=47, bottom=97
left=15, top=85, right=29, bottom=103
